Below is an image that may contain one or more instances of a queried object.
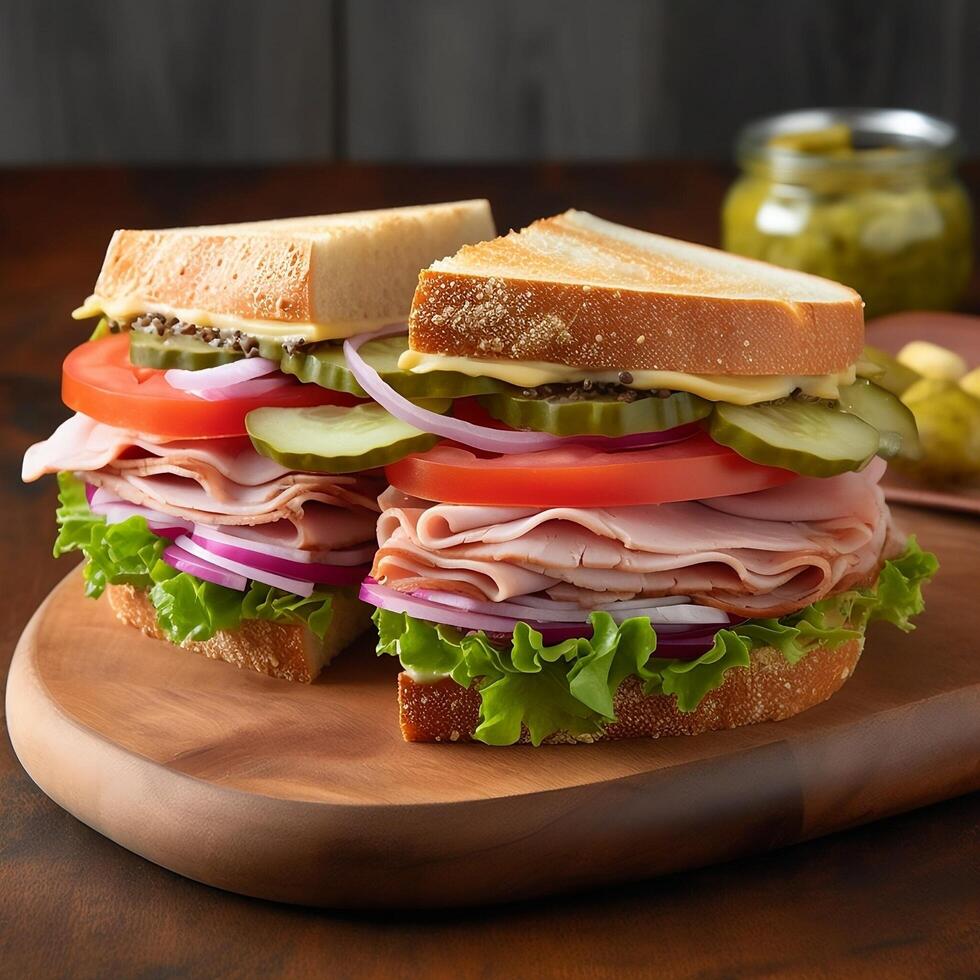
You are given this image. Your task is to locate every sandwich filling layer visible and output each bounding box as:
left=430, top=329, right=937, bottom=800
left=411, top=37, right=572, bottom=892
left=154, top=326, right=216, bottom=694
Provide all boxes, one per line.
left=368, top=462, right=936, bottom=745
left=73, top=296, right=391, bottom=344
left=25, top=413, right=382, bottom=651
left=397, top=349, right=858, bottom=404
left=372, top=459, right=890, bottom=619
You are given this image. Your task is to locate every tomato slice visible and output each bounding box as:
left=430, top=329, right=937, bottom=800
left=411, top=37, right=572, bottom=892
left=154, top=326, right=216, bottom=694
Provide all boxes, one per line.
left=62, top=335, right=361, bottom=438
left=385, top=432, right=797, bottom=506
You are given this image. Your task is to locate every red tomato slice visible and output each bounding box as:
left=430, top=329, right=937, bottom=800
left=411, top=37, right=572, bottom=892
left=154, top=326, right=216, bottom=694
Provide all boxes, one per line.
left=62, top=335, right=361, bottom=438
left=386, top=432, right=796, bottom=506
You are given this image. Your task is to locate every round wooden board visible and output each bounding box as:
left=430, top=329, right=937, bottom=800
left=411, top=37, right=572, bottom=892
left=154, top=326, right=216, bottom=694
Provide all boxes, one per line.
left=7, top=517, right=980, bottom=908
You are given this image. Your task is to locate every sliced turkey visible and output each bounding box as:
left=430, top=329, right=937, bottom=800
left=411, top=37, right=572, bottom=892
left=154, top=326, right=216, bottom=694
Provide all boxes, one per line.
left=24, top=412, right=382, bottom=551
left=372, top=462, right=891, bottom=619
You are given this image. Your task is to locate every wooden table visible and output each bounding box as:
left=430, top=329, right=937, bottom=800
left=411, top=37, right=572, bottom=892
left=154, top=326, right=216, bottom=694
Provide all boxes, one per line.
left=1, top=164, right=977, bottom=979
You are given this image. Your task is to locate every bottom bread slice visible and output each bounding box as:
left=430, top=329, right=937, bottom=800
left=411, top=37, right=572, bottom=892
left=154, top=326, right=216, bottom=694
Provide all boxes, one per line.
left=397, top=638, right=863, bottom=743
left=106, top=583, right=371, bottom=683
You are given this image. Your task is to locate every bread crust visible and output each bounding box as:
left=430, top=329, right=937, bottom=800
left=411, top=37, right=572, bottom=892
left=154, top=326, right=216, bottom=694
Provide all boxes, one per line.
left=106, top=584, right=370, bottom=683
left=91, top=201, right=496, bottom=327
left=95, top=230, right=316, bottom=323
left=410, top=273, right=862, bottom=375
left=397, top=638, right=864, bottom=744
left=408, top=211, right=864, bottom=375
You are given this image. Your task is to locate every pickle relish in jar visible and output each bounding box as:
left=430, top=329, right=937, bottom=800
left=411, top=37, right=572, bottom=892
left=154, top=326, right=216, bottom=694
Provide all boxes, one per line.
left=723, top=109, right=973, bottom=319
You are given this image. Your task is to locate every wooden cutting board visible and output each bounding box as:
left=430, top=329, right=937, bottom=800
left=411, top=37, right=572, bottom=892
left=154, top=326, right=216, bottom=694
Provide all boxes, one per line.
left=6, top=504, right=980, bottom=910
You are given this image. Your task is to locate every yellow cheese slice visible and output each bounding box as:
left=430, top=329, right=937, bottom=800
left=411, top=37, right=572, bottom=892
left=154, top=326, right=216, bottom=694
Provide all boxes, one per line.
left=397, top=350, right=856, bottom=405
left=72, top=295, right=400, bottom=342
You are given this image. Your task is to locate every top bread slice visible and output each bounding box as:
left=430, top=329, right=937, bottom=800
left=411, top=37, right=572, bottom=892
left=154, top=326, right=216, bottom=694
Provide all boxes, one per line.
left=408, top=210, right=864, bottom=375
left=83, top=201, right=496, bottom=340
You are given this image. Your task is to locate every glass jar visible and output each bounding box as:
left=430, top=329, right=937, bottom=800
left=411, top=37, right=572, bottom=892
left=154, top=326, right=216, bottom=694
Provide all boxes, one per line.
left=722, top=108, right=973, bottom=319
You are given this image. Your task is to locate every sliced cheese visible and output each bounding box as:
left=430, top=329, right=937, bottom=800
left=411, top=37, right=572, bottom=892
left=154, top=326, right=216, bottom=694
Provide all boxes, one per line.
left=72, top=295, right=403, bottom=343
left=397, top=350, right=856, bottom=405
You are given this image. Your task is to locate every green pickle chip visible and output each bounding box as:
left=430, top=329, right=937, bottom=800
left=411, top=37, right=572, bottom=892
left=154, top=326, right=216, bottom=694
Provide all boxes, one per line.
left=280, top=335, right=510, bottom=398
left=899, top=379, right=980, bottom=481
left=130, top=330, right=249, bottom=369
left=479, top=388, right=711, bottom=436
left=246, top=400, right=449, bottom=474
left=709, top=400, right=881, bottom=477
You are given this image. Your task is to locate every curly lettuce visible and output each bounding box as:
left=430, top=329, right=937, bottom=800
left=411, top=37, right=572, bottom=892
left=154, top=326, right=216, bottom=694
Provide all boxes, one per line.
left=54, top=472, right=340, bottom=644
left=375, top=538, right=938, bottom=745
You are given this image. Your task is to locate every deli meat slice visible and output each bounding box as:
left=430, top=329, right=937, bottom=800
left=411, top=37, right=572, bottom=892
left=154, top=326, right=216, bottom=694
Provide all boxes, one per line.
left=23, top=413, right=149, bottom=482
left=24, top=413, right=382, bottom=551
left=372, top=462, right=891, bottom=618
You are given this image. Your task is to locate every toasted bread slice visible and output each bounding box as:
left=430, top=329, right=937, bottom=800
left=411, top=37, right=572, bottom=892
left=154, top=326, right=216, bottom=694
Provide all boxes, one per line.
left=397, top=637, right=863, bottom=744
left=107, top=584, right=371, bottom=683
left=409, top=210, right=864, bottom=375
left=79, top=201, right=496, bottom=342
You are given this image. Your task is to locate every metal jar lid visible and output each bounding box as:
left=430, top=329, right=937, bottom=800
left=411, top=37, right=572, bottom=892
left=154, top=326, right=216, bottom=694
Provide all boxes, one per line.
left=736, top=107, right=961, bottom=178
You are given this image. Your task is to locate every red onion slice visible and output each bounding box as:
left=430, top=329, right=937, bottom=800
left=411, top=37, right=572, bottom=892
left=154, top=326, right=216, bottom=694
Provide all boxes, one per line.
left=163, top=543, right=248, bottom=592
left=190, top=523, right=374, bottom=566
left=175, top=535, right=314, bottom=597
left=360, top=580, right=738, bottom=656
left=513, top=593, right=691, bottom=611
left=188, top=375, right=293, bottom=402
left=345, top=324, right=572, bottom=455
left=189, top=532, right=368, bottom=586
left=143, top=525, right=187, bottom=540
left=412, top=589, right=730, bottom=625
left=345, top=324, right=700, bottom=455
left=360, top=580, right=550, bottom=634
left=165, top=357, right=279, bottom=391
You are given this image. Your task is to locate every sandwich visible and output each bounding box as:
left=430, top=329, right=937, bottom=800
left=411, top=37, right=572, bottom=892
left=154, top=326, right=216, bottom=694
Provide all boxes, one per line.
left=344, top=210, right=937, bottom=744
left=22, top=201, right=497, bottom=682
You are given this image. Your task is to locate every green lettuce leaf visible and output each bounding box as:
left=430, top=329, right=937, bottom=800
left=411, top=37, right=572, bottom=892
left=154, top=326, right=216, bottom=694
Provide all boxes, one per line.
left=55, top=472, right=340, bottom=643
left=54, top=472, right=166, bottom=597
left=863, top=536, right=937, bottom=630
left=148, top=561, right=244, bottom=643
left=374, top=538, right=937, bottom=746
left=643, top=629, right=752, bottom=712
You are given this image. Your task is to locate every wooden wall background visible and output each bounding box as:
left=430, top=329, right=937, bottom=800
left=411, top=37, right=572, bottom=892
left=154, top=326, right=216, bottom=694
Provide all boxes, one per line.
left=2, top=0, right=978, bottom=164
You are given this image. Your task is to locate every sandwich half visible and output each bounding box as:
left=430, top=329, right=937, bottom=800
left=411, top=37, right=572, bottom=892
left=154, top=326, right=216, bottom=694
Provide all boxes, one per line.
left=22, top=201, right=496, bottom=682
left=346, top=211, right=937, bottom=743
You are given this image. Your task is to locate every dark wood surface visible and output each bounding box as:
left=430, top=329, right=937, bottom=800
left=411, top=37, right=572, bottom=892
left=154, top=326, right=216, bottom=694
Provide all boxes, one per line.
left=1, top=164, right=978, bottom=977
left=5, top=1, right=980, bottom=164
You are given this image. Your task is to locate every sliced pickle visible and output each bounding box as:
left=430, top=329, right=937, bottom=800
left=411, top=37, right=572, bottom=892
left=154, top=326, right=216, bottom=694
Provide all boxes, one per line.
left=246, top=400, right=448, bottom=474
left=838, top=378, right=922, bottom=460
left=859, top=345, right=920, bottom=397
left=897, top=340, right=967, bottom=382
left=709, top=401, right=880, bottom=477
left=478, top=389, right=711, bottom=436
left=899, top=379, right=980, bottom=481
left=280, top=335, right=509, bottom=398
left=130, top=331, right=247, bottom=369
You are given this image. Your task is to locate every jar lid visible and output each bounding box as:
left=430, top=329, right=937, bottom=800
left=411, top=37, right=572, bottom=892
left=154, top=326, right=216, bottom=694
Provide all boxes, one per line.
left=737, top=108, right=960, bottom=177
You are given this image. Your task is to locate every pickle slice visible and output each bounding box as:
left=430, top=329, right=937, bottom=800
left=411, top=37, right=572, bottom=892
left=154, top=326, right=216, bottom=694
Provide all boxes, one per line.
left=279, top=335, right=509, bottom=398
left=859, top=345, right=920, bottom=397
left=837, top=379, right=922, bottom=460
left=478, top=390, right=711, bottom=436
left=130, top=331, right=247, bottom=369
left=246, top=401, right=447, bottom=474
left=709, top=402, right=880, bottom=477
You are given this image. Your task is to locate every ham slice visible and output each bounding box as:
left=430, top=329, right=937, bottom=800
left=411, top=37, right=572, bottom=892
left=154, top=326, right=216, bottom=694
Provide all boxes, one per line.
left=23, top=413, right=151, bottom=483
left=372, top=464, right=891, bottom=618
left=25, top=413, right=383, bottom=552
